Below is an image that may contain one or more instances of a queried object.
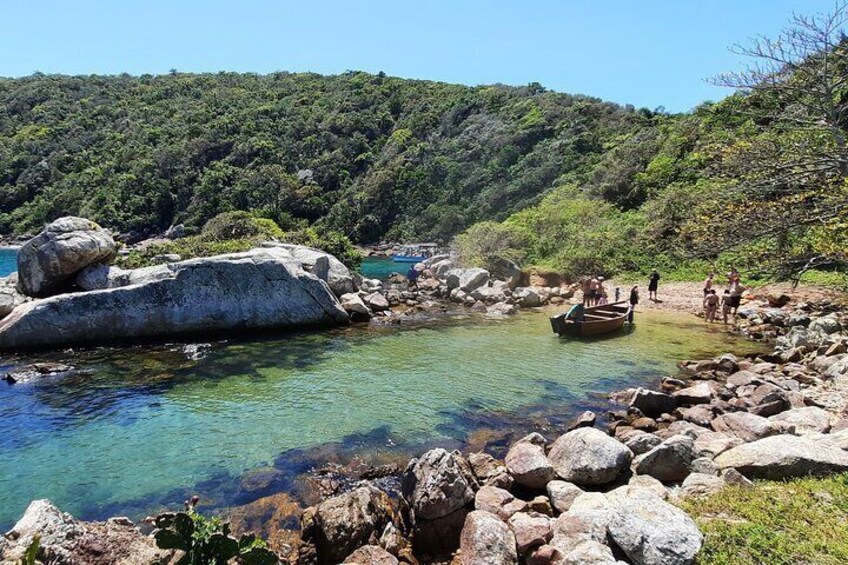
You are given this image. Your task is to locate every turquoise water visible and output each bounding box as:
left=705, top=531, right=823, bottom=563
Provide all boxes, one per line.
left=0, top=307, right=755, bottom=528
left=360, top=257, right=402, bottom=280
left=0, top=247, right=17, bottom=277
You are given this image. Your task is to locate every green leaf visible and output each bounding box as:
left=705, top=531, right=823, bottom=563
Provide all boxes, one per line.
left=206, top=533, right=239, bottom=562
left=155, top=529, right=190, bottom=551
left=239, top=547, right=280, bottom=565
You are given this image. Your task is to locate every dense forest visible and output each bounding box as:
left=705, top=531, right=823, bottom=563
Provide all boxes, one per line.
left=1, top=6, right=847, bottom=283
left=0, top=72, right=654, bottom=243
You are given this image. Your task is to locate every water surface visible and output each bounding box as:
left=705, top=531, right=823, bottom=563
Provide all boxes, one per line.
left=0, top=247, right=17, bottom=277
left=0, top=307, right=756, bottom=529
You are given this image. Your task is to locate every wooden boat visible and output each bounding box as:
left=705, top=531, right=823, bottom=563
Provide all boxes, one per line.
left=392, top=243, right=439, bottom=263
left=550, top=301, right=630, bottom=337
left=391, top=254, right=426, bottom=263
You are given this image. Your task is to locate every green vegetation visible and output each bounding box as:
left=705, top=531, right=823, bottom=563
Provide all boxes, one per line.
left=2, top=7, right=846, bottom=283
left=684, top=474, right=848, bottom=565
left=153, top=498, right=278, bottom=565
left=117, top=212, right=361, bottom=270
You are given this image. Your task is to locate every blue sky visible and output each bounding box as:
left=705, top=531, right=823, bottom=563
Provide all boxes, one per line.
left=0, top=1, right=837, bottom=112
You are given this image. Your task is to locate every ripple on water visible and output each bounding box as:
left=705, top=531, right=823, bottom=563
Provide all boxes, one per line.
left=0, top=309, right=762, bottom=528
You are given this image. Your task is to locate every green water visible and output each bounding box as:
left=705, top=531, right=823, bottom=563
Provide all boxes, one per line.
left=0, top=309, right=754, bottom=528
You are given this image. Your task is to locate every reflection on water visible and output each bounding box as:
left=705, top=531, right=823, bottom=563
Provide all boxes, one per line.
left=0, top=309, right=758, bottom=528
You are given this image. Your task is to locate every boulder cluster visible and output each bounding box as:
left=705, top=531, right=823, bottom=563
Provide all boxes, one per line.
left=351, top=256, right=577, bottom=324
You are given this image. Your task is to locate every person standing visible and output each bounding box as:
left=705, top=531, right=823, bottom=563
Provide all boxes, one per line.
left=720, top=289, right=732, bottom=324
left=703, top=289, right=719, bottom=322
left=703, top=273, right=714, bottom=297
left=406, top=265, right=419, bottom=290
left=628, top=285, right=639, bottom=323
left=648, top=270, right=660, bottom=301
left=588, top=276, right=600, bottom=306
left=728, top=281, right=744, bottom=316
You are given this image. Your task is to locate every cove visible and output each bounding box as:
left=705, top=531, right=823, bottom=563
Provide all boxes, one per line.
left=0, top=307, right=755, bottom=529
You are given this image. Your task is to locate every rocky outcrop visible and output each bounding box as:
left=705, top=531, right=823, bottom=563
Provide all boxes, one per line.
left=0, top=274, right=29, bottom=318
left=17, top=217, right=117, bottom=297
left=343, top=544, right=398, bottom=564
left=607, top=490, right=702, bottom=565
left=446, top=268, right=490, bottom=293
left=0, top=499, right=169, bottom=565
left=548, top=427, right=632, bottom=486
left=402, top=448, right=478, bottom=555
left=303, top=486, right=396, bottom=565
left=262, top=242, right=356, bottom=297
left=715, top=434, right=848, bottom=479
left=0, top=248, right=349, bottom=350
left=458, top=511, right=518, bottom=565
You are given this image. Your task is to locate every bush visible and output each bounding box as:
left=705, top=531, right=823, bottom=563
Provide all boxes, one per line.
left=202, top=211, right=284, bottom=241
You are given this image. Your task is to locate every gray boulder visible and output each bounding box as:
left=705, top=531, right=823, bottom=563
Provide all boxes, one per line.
left=446, top=268, right=490, bottom=293
left=505, top=433, right=555, bottom=489
left=0, top=248, right=349, bottom=350
left=262, top=242, right=356, bottom=296
left=769, top=406, right=833, bottom=435
left=17, top=216, right=117, bottom=297
left=402, top=448, right=478, bottom=554
left=488, top=256, right=522, bottom=290
left=630, top=388, right=677, bottom=417
left=0, top=274, right=30, bottom=318
left=548, top=427, right=632, bottom=486
left=632, top=435, right=695, bottom=483
left=715, top=434, right=848, bottom=479
left=711, top=412, right=779, bottom=443
left=459, top=511, right=518, bottom=565
left=546, top=481, right=585, bottom=513
left=306, top=486, right=396, bottom=565
left=607, top=490, right=702, bottom=565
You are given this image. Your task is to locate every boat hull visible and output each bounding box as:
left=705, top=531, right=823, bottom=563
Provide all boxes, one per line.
left=550, top=301, right=630, bottom=337
left=392, top=255, right=426, bottom=263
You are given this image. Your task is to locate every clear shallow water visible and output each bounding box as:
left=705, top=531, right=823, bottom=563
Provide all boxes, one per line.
left=0, top=307, right=756, bottom=529
left=359, top=257, right=401, bottom=280
left=0, top=247, right=17, bottom=277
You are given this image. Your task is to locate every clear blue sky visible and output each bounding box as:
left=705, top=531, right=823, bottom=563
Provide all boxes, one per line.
left=0, top=0, right=837, bottom=112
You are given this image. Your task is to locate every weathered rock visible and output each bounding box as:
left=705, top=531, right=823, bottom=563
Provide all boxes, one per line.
left=364, top=292, right=390, bottom=312
left=340, top=293, right=372, bottom=320
left=474, top=486, right=526, bottom=521
left=0, top=274, right=30, bottom=318
left=711, top=412, right=779, bottom=443
left=0, top=248, right=350, bottom=350
left=263, top=242, right=356, bottom=297
left=446, top=268, right=490, bottom=293
left=468, top=452, right=513, bottom=489
left=726, top=370, right=762, bottom=389
left=677, top=405, right=714, bottom=427
left=767, top=293, right=791, bottom=307
left=343, top=544, right=399, bottom=564
left=488, top=256, right=522, bottom=291
left=526, top=544, right=562, bottom=565
left=746, top=383, right=790, bottom=417
left=769, top=406, right=833, bottom=435
left=309, top=485, right=396, bottom=564
left=567, top=410, right=597, bottom=431
left=627, top=474, right=670, bottom=499
left=0, top=499, right=169, bottom=564
left=459, top=511, right=518, bottom=565
left=546, top=481, right=585, bottom=514
left=548, top=427, right=633, bottom=486
left=16, top=217, right=117, bottom=297
left=508, top=512, right=552, bottom=554
left=620, top=430, right=662, bottom=456
left=630, top=388, right=677, bottom=417
left=716, top=434, right=848, bottom=479
left=402, top=448, right=477, bottom=554
left=632, top=435, right=695, bottom=483
left=514, top=287, right=543, bottom=308
left=607, top=490, right=702, bottom=565
left=715, top=354, right=739, bottom=374
left=505, top=433, right=555, bottom=489
left=679, top=472, right=726, bottom=499
left=560, top=540, right=617, bottom=564
left=672, top=382, right=715, bottom=405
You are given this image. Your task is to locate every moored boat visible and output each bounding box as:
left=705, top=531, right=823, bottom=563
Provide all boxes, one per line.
left=391, top=243, right=439, bottom=263
left=550, top=300, right=630, bottom=337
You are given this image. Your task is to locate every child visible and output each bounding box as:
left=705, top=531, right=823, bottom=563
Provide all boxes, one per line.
left=614, top=287, right=621, bottom=302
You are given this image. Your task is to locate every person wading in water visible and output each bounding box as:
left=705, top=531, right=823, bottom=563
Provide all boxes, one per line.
left=703, top=289, right=719, bottom=322
left=628, top=285, right=639, bottom=323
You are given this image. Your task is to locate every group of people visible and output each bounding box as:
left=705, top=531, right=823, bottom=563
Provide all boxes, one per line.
left=702, top=269, right=745, bottom=323
left=581, top=276, right=621, bottom=307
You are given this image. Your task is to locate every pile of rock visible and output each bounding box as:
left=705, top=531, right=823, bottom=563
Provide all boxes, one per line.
left=0, top=218, right=356, bottom=351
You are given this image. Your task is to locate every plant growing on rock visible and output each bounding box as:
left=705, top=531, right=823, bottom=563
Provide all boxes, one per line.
left=152, top=496, right=279, bottom=565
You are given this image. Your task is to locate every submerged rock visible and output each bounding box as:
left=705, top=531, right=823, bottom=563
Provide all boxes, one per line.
left=0, top=248, right=349, bottom=350
left=17, top=217, right=117, bottom=297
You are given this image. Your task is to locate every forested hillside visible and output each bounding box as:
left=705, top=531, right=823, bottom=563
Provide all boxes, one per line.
left=0, top=72, right=654, bottom=242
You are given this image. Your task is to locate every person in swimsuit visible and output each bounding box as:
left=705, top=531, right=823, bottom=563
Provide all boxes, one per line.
left=720, top=289, right=732, bottom=324
left=703, top=273, right=714, bottom=297
left=703, top=289, right=719, bottom=322
left=588, top=276, right=600, bottom=306
left=728, top=281, right=744, bottom=315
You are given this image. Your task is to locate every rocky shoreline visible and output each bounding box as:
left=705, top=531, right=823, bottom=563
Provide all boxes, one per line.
left=3, top=281, right=847, bottom=563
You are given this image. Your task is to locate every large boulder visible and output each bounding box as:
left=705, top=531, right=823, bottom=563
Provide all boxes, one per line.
left=711, top=412, right=779, bottom=443
left=459, top=511, right=518, bottom=565
left=306, top=486, right=396, bottom=565
left=488, top=256, right=522, bottom=291
left=402, top=448, right=478, bottom=555
left=630, top=388, right=677, bottom=417
left=548, top=428, right=632, bottom=486
left=262, top=242, right=356, bottom=296
left=446, top=268, right=490, bottom=293
left=632, top=435, right=695, bottom=483
left=607, top=490, right=702, bottom=565
left=715, top=434, right=848, bottom=479
left=343, top=545, right=398, bottom=564
left=0, top=274, right=30, bottom=318
left=505, top=433, right=555, bottom=489
left=0, top=248, right=349, bottom=350
left=0, top=499, right=169, bottom=564
left=769, top=406, right=834, bottom=435
left=17, top=217, right=117, bottom=297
